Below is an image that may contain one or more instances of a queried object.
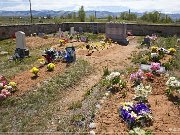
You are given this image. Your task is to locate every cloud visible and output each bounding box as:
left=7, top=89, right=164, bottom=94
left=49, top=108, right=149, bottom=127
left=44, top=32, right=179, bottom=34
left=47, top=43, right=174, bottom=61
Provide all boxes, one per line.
left=0, top=0, right=180, bottom=13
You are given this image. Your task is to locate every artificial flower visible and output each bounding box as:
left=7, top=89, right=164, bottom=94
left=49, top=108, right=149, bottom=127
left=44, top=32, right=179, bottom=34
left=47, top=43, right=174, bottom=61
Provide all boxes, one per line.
left=151, top=46, right=158, bottom=53
left=47, top=63, right=55, bottom=71
left=30, top=67, right=39, bottom=76
left=168, top=48, right=176, bottom=54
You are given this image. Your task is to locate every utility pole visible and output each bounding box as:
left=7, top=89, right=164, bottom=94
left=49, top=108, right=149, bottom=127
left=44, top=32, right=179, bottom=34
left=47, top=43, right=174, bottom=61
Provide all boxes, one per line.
left=29, top=0, right=33, bottom=23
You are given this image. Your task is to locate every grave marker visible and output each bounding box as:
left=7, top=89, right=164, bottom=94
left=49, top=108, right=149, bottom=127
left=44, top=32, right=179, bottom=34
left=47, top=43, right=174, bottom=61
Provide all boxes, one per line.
left=70, top=27, right=75, bottom=35
left=106, top=23, right=129, bottom=45
left=140, top=64, right=166, bottom=73
left=15, top=31, right=26, bottom=49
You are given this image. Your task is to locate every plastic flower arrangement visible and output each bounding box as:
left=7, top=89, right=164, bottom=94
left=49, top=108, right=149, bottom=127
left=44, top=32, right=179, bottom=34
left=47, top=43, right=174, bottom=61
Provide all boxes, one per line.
left=134, top=83, right=152, bottom=101
left=166, top=77, right=180, bottom=94
left=0, top=76, right=17, bottom=100
left=59, top=39, right=65, bottom=46
left=150, top=62, right=160, bottom=75
left=129, top=127, right=146, bottom=135
left=119, top=102, right=152, bottom=128
left=105, top=72, right=125, bottom=91
left=30, top=67, right=39, bottom=76
left=151, top=46, right=158, bottom=53
left=145, top=72, right=154, bottom=81
left=38, top=58, right=45, bottom=65
left=47, top=63, right=55, bottom=71
left=106, top=72, right=120, bottom=81
left=168, top=48, right=176, bottom=55
left=130, top=70, right=144, bottom=86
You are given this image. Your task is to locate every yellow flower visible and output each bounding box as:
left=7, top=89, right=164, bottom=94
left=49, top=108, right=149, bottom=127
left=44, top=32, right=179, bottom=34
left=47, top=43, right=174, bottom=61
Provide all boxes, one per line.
left=168, top=48, right=176, bottom=54
left=38, top=58, right=45, bottom=64
left=47, top=63, right=55, bottom=71
left=59, top=39, right=65, bottom=43
left=30, top=67, right=39, bottom=76
left=151, top=46, right=158, bottom=52
left=9, top=82, right=17, bottom=87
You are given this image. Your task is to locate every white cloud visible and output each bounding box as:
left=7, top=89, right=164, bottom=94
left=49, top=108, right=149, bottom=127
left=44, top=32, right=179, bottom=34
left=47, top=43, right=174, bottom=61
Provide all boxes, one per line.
left=0, top=0, right=180, bottom=13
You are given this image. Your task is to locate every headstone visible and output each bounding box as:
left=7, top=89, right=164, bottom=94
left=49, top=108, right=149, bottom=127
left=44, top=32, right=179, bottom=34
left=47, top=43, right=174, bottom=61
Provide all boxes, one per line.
left=140, top=64, right=166, bottom=73
left=59, top=28, right=62, bottom=38
left=14, top=31, right=29, bottom=58
left=106, top=23, right=128, bottom=45
left=70, top=27, right=75, bottom=35
left=15, top=31, right=26, bottom=49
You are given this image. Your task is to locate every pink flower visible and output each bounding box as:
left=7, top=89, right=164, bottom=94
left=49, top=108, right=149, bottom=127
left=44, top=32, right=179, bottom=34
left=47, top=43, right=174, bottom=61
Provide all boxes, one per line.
left=150, top=62, right=160, bottom=71
left=0, top=93, right=6, bottom=100
left=1, top=81, right=7, bottom=86
left=1, top=89, right=11, bottom=97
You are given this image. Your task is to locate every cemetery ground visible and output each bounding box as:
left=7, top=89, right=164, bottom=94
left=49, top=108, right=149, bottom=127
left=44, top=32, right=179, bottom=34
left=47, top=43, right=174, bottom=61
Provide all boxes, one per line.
left=0, top=34, right=180, bottom=134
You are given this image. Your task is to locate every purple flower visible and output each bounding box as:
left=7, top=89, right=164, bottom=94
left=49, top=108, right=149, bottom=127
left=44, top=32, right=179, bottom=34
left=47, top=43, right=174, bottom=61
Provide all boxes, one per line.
left=134, top=103, right=151, bottom=115
left=150, top=62, right=160, bottom=71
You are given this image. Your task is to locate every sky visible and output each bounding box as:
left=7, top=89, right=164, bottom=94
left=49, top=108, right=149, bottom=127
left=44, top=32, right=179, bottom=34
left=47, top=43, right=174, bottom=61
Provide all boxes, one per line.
left=0, top=0, right=180, bottom=13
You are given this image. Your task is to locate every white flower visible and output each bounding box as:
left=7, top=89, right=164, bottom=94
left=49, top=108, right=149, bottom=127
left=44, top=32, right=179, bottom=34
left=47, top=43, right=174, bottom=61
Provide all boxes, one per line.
left=151, top=53, right=158, bottom=58
left=106, top=72, right=120, bottom=81
left=134, top=83, right=152, bottom=99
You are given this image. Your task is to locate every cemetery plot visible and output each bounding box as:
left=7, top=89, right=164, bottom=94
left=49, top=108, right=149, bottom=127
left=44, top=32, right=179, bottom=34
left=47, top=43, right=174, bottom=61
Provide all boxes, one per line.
left=0, top=30, right=179, bottom=134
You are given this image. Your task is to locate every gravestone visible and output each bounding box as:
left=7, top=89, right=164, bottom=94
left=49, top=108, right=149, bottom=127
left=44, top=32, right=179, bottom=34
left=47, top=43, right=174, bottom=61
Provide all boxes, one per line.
left=140, top=64, right=166, bottom=73
left=59, top=28, right=62, bottom=38
left=70, top=27, right=75, bottom=35
left=15, top=31, right=26, bottom=49
left=14, top=31, right=29, bottom=58
left=106, top=23, right=129, bottom=45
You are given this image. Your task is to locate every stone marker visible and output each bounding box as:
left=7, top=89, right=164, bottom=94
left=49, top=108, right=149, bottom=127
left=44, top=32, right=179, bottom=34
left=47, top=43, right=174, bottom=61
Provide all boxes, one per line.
left=59, top=28, right=62, bottom=38
left=106, top=23, right=129, bottom=45
left=14, top=31, right=29, bottom=58
left=140, top=64, right=166, bottom=73
left=15, top=31, right=26, bottom=49
left=70, top=27, right=74, bottom=35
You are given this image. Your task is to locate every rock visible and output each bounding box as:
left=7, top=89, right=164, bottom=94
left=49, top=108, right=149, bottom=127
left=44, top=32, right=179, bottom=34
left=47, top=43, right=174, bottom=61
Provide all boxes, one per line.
left=96, top=104, right=101, bottom=109
left=102, top=96, right=107, bottom=100
left=89, top=123, right=96, bottom=129
left=90, top=130, right=96, bottom=135
left=0, top=51, right=8, bottom=55
left=105, top=92, right=110, bottom=97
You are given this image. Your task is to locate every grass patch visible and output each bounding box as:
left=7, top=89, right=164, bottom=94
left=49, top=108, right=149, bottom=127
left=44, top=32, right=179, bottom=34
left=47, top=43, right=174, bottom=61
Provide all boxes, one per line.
left=68, top=101, right=82, bottom=110
left=0, top=59, right=92, bottom=132
left=0, top=38, right=56, bottom=78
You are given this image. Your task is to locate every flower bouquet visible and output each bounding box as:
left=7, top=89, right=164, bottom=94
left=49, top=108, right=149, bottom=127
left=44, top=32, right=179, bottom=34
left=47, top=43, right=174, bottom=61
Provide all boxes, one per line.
left=145, top=72, right=154, bottom=81
left=119, top=102, right=153, bottom=128
left=30, top=67, right=39, bottom=77
left=134, top=83, right=152, bottom=102
left=0, top=75, right=17, bottom=100
left=151, top=46, right=158, bottom=53
left=150, top=62, right=160, bottom=75
left=166, top=77, right=180, bottom=95
left=47, top=63, right=55, bottom=71
left=105, top=72, right=126, bottom=92
left=130, top=70, right=144, bottom=86
left=168, top=48, right=176, bottom=55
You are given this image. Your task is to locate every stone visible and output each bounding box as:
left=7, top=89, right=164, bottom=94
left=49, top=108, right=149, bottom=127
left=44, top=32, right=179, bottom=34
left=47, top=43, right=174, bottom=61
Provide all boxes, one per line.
left=106, top=23, right=128, bottom=45
left=96, top=104, right=101, bottom=109
left=0, top=51, right=8, bottom=55
left=15, top=31, right=26, bottom=49
left=58, top=28, right=62, bottom=37
left=70, top=27, right=75, bottom=35
left=89, top=123, right=96, bottom=129
left=105, top=92, right=110, bottom=97
left=140, top=64, right=166, bottom=73
left=90, top=130, right=96, bottom=135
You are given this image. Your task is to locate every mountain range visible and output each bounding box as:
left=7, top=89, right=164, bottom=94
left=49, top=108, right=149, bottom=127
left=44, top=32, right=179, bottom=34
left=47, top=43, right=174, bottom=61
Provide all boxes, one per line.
left=0, top=10, right=179, bottom=20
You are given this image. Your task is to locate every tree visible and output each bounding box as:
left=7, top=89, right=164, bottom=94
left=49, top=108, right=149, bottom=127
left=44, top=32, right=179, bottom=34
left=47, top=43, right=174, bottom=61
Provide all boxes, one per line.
left=78, top=6, right=86, bottom=22
left=89, top=15, right=95, bottom=22
left=107, top=15, right=113, bottom=22
left=29, top=0, right=33, bottom=23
